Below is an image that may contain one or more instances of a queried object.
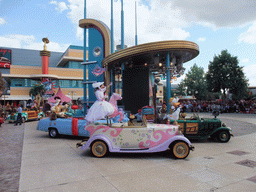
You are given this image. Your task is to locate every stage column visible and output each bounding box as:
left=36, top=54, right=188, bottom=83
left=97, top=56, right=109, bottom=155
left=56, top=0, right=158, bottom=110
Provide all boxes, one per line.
left=166, top=52, right=171, bottom=114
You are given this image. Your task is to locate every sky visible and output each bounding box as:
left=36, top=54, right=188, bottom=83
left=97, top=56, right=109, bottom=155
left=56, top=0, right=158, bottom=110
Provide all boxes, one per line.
left=0, top=0, right=256, bottom=86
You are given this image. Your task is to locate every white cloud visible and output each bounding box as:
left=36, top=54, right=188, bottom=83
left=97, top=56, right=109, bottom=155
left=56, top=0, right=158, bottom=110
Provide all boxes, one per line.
left=170, top=0, right=256, bottom=28
left=50, top=1, right=68, bottom=12
left=0, top=34, right=69, bottom=52
left=49, top=1, right=57, bottom=5
left=241, top=59, right=249, bottom=63
left=50, top=0, right=191, bottom=46
left=0, top=17, right=7, bottom=25
left=239, top=22, right=256, bottom=44
left=197, top=37, right=206, bottom=42
left=243, top=64, right=256, bottom=86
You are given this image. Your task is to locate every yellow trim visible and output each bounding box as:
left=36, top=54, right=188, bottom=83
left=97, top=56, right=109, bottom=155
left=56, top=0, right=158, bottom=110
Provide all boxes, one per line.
left=102, top=40, right=199, bottom=67
left=79, top=19, right=111, bottom=57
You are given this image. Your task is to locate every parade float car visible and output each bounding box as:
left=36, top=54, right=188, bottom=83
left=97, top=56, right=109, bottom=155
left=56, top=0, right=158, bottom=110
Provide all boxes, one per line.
left=166, top=113, right=233, bottom=143
left=8, top=110, right=45, bottom=123
left=76, top=116, right=195, bottom=159
left=37, top=117, right=90, bottom=138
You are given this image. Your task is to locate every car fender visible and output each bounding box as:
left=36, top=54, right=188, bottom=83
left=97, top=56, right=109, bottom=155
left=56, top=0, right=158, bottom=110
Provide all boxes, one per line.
left=166, top=135, right=193, bottom=148
left=81, top=134, right=113, bottom=151
left=211, top=127, right=232, bottom=135
left=22, top=113, right=27, bottom=121
left=38, top=112, right=45, bottom=118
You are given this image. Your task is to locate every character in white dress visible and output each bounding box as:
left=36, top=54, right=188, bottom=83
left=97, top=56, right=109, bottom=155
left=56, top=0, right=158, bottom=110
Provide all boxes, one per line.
left=85, top=82, right=115, bottom=122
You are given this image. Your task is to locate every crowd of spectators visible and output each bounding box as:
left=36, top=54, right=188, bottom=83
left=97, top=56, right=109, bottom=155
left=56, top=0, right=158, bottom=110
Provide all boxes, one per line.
left=179, top=99, right=256, bottom=114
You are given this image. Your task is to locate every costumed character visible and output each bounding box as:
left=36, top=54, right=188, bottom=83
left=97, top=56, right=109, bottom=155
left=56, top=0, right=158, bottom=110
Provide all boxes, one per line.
left=128, top=114, right=135, bottom=126
left=158, top=103, right=168, bottom=123
left=85, top=82, right=115, bottom=123
left=31, top=99, right=38, bottom=111
left=135, top=109, right=142, bottom=122
left=165, top=97, right=185, bottom=121
left=51, top=99, right=69, bottom=118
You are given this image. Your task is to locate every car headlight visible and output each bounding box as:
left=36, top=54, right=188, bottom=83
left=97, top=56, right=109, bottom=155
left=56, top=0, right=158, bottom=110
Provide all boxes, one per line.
left=222, top=123, right=226, bottom=127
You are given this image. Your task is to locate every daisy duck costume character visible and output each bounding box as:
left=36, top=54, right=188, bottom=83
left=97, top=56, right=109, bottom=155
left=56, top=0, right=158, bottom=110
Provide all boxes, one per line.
left=85, top=82, right=115, bottom=123
left=165, top=97, right=182, bottom=121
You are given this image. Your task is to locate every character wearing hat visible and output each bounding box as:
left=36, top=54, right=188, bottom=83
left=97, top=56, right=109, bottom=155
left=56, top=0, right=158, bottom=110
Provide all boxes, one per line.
left=166, top=97, right=183, bottom=121
left=85, top=82, right=114, bottom=123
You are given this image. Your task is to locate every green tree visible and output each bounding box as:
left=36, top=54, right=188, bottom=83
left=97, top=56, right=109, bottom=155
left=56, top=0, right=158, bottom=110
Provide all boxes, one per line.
left=206, top=50, right=248, bottom=100
left=29, top=83, right=46, bottom=98
left=183, top=63, right=208, bottom=101
left=176, top=80, right=186, bottom=96
left=0, top=72, right=5, bottom=97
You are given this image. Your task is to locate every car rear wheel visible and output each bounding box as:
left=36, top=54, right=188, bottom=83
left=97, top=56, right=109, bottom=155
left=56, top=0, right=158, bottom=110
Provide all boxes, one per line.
left=171, top=141, right=190, bottom=159
left=49, top=128, right=59, bottom=138
left=217, top=130, right=231, bottom=143
left=91, top=141, right=108, bottom=158
left=22, top=117, right=26, bottom=123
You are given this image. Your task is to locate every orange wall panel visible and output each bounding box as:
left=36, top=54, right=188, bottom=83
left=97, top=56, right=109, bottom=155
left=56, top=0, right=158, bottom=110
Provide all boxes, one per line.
left=66, top=49, right=83, bottom=58
left=48, top=68, right=83, bottom=77
left=10, top=87, right=30, bottom=95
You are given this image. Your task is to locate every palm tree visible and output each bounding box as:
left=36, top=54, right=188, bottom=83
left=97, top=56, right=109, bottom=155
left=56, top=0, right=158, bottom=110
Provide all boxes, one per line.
left=29, top=83, right=46, bottom=109
left=29, top=83, right=46, bottom=97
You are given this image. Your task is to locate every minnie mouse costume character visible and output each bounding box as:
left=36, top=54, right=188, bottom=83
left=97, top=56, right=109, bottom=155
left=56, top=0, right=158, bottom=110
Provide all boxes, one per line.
left=85, top=82, right=114, bottom=122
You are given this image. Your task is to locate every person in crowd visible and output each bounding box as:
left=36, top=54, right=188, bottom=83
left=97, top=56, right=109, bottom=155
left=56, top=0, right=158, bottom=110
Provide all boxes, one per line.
left=15, top=104, right=23, bottom=125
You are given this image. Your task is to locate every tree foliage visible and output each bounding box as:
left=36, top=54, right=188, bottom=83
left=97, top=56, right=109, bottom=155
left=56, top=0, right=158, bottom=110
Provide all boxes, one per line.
left=206, top=50, right=248, bottom=100
left=182, top=63, right=208, bottom=100
left=29, top=83, right=46, bottom=97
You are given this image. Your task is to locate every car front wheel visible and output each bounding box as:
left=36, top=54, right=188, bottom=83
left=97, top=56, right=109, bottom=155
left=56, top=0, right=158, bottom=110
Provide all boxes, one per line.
left=49, top=128, right=59, bottom=138
left=22, top=117, right=26, bottom=123
left=91, top=141, right=108, bottom=158
left=217, top=131, right=231, bottom=143
left=171, top=141, right=190, bottom=159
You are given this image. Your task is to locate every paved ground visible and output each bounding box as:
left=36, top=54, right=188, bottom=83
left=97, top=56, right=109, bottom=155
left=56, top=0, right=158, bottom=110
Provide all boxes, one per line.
left=1, top=113, right=256, bottom=192
left=0, top=122, right=24, bottom=192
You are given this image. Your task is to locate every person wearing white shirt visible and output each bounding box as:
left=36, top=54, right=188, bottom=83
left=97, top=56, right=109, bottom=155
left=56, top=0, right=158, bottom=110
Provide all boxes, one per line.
left=15, top=104, right=23, bottom=125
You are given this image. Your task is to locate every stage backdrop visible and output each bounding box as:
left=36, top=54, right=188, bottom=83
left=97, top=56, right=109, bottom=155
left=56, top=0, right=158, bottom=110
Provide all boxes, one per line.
left=123, top=67, right=149, bottom=114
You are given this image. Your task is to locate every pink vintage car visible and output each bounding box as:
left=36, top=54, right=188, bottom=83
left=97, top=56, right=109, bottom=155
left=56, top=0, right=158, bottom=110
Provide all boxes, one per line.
left=77, top=117, right=194, bottom=159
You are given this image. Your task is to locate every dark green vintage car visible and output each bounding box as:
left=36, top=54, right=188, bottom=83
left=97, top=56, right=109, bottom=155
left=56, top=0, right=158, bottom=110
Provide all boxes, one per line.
left=168, top=114, right=233, bottom=142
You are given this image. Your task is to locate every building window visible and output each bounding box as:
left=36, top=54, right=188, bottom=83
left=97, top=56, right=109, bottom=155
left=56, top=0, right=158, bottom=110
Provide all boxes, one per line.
left=59, top=80, right=70, bottom=88
left=71, top=80, right=78, bottom=88
left=78, top=81, right=83, bottom=88
left=12, top=79, right=24, bottom=87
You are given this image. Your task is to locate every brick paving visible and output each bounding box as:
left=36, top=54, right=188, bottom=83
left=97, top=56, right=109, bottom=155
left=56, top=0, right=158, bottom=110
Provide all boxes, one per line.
left=0, top=113, right=256, bottom=191
left=0, top=122, right=24, bottom=192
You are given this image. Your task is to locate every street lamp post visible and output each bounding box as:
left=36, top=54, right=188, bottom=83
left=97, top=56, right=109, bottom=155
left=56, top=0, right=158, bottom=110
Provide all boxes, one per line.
left=68, top=91, right=77, bottom=101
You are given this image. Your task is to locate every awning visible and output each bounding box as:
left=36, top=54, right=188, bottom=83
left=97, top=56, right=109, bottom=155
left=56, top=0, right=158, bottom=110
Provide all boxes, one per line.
left=0, top=95, right=32, bottom=100
left=48, top=86, right=72, bottom=103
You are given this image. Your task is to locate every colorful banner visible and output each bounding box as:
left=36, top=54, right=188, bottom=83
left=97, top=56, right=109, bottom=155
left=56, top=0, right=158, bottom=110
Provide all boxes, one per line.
left=0, top=49, right=11, bottom=68
left=92, top=64, right=106, bottom=77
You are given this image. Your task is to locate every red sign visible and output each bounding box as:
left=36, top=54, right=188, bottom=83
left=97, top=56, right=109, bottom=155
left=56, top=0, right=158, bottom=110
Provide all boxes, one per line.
left=0, top=49, right=11, bottom=68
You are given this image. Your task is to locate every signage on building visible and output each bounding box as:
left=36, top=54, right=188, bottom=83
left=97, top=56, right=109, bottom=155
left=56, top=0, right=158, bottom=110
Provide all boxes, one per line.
left=0, top=49, right=11, bottom=68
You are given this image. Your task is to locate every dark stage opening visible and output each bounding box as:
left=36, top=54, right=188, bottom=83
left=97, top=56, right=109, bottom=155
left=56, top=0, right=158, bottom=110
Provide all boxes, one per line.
left=122, top=67, right=149, bottom=114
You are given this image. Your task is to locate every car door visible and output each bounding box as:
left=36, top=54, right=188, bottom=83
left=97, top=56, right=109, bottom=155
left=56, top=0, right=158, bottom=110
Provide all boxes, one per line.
left=116, top=127, right=153, bottom=149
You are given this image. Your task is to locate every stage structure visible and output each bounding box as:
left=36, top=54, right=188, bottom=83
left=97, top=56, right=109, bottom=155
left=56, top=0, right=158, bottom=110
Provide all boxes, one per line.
left=80, top=1, right=199, bottom=114
left=102, top=40, right=199, bottom=114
